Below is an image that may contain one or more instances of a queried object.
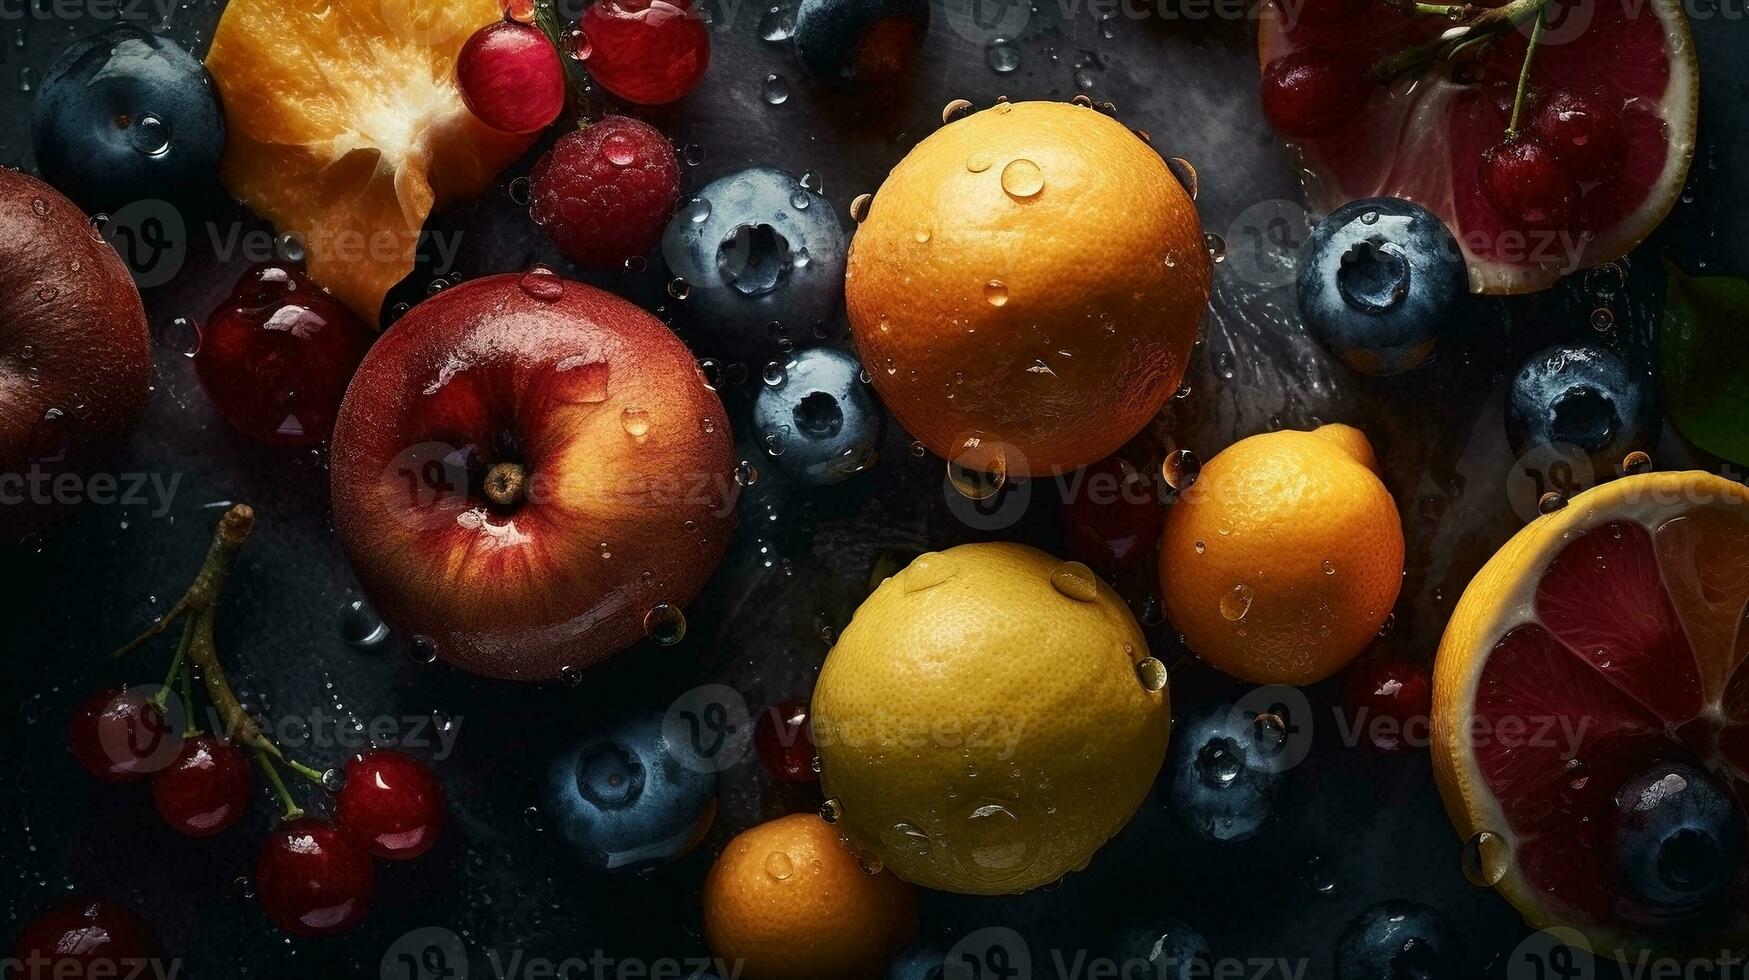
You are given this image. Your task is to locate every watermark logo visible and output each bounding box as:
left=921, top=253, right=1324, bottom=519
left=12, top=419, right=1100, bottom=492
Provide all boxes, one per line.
left=382, top=926, right=472, bottom=980
left=663, top=684, right=754, bottom=774
left=1223, top=199, right=1312, bottom=289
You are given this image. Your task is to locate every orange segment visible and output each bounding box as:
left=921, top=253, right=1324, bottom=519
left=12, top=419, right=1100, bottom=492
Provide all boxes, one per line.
left=1657, top=508, right=1749, bottom=700
left=207, top=0, right=534, bottom=320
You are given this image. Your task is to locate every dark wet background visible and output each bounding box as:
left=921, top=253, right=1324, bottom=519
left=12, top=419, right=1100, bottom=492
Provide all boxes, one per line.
left=2, top=0, right=1747, bottom=977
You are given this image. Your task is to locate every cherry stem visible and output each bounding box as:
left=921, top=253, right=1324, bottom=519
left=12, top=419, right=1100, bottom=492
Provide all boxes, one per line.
left=255, top=748, right=304, bottom=822
left=483, top=462, right=528, bottom=508
left=113, top=504, right=256, bottom=659
left=1506, top=7, right=1547, bottom=137
left=285, top=759, right=329, bottom=787
left=1368, top=0, right=1549, bottom=83
left=178, top=659, right=200, bottom=736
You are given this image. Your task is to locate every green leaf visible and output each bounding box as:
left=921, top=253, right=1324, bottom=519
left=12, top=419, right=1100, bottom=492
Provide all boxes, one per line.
left=1660, top=261, right=1749, bottom=466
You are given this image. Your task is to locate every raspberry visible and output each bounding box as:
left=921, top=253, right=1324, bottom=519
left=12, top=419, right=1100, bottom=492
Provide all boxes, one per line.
left=529, top=115, right=681, bottom=268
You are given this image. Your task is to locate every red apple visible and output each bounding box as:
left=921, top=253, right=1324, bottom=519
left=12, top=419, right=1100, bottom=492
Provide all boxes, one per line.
left=0, top=169, right=150, bottom=544
left=329, top=270, right=737, bottom=681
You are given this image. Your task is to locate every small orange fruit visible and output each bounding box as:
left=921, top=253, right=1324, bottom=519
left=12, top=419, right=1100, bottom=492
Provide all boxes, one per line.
left=702, top=814, right=918, bottom=980
left=846, top=100, right=1210, bottom=476
left=1158, top=424, right=1403, bottom=685
left=207, top=0, right=535, bottom=320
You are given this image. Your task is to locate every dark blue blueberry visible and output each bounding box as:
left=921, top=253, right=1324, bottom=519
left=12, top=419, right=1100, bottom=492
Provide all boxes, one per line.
left=661, top=167, right=847, bottom=359
left=793, top=0, right=930, bottom=87
left=1333, top=902, right=1462, bottom=980
left=30, top=26, right=225, bottom=213
left=544, top=709, right=718, bottom=872
left=1164, top=702, right=1287, bottom=843
left=1297, top=197, right=1467, bottom=376
left=886, top=940, right=945, bottom=980
left=1114, top=918, right=1211, bottom=980
left=1505, top=341, right=1660, bottom=476
left=753, top=347, right=883, bottom=484
left=1610, top=760, right=1745, bottom=921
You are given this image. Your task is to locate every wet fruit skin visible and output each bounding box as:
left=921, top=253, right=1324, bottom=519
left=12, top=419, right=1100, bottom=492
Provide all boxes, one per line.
left=1529, top=89, right=1629, bottom=184
left=544, top=708, right=718, bottom=871
left=333, top=749, right=446, bottom=860
left=793, top=0, right=930, bottom=87
left=1259, top=51, right=1371, bottom=140
left=69, top=687, right=178, bottom=783
left=30, top=25, right=225, bottom=213
left=256, top=817, right=376, bottom=937
left=1164, top=702, right=1286, bottom=843
left=1296, top=197, right=1469, bottom=376
left=1609, top=760, right=1746, bottom=923
left=0, top=169, right=151, bottom=545
left=578, top=0, right=710, bottom=105
left=328, top=273, right=736, bottom=682
left=194, top=263, right=374, bottom=447
left=1504, top=341, right=1659, bottom=479
left=1341, top=655, right=1433, bottom=752
left=150, top=735, right=253, bottom=837
left=1479, top=135, right=1579, bottom=232
left=752, top=347, right=884, bottom=485
left=754, top=700, right=818, bottom=783
left=1058, top=455, right=1163, bottom=573
left=530, top=116, right=682, bottom=268
left=456, top=21, right=565, bottom=134
left=661, top=166, right=848, bottom=361
left=11, top=898, right=164, bottom=980
left=1333, top=901, right=1463, bottom=980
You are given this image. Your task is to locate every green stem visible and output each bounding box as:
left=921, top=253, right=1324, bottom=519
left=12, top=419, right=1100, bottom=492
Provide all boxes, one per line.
left=149, top=616, right=195, bottom=714
left=1369, top=0, right=1550, bottom=83
left=284, top=758, right=330, bottom=787
left=113, top=505, right=256, bottom=659
left=1506, top=8, right=1546, bottom=136
left=255, top=749, right=304, bottom=822
left=179, top=659, right=200, bottom=736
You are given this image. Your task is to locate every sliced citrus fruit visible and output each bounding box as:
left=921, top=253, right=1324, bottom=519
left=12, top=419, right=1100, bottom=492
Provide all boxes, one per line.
left=207, top=0, right=535, bottom=320
left=1433, top=471, right=1749, bottom=955
left=1258, top=0, right=1697, bottom=295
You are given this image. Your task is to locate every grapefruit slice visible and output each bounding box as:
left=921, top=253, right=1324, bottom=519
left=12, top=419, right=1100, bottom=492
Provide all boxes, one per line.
left=207, top=0, right=535, bottom=321
left=1258, top=0, right=1698, bottom=295
left=1433, top=472, right=1749, bottom=956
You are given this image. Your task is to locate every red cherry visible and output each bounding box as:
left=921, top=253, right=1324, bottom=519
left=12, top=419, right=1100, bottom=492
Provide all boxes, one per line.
left=68, top=687, right=179, bottom=783
left=577, top=0, right=710, bottom=105
left=529, top=115, right=681, bottom=267
left=1059, top=455, right=1163, bottom=573
left=457, top=21, right=566, bottom=134
left=150, top=735, right=253, bottom=837
left=1286, top=0, right=1372, bottom=27
left=194, top=264, right=373, bottom=446
left=332, top=749, right=446, bottom=860
left=1340, top=656, right=1432, bottom=752
left=754, top=700, right=818, bottom=783
left=11, top=899, right=163, bottom=980
left=1479, top=135, right=1578, bottom=232
left=1259, top=51, right=1372, bottom=139
left=256, top=818, right=376, bottom=937
left=1528, top=89, right=1628, bottom=184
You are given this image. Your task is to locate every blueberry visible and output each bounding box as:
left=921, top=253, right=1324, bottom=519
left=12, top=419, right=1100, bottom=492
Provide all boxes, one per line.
left=1333, top=901, right=1462, bottom=980
left=1505, top=341, right=1660, bottom=476
left=30, top=26, right=225, bottom=213
left=1114, top=918, right=1211, bottom=980
left=544, top=708, right=718, bottom=872
left=753, top=347, right=884, bottom=484
left=661, top=167, right=847, bottom=359
left=793, top=0, right=930, bottom=87
left=886, top=940, right=945, bottom=980
left=1164, top=702, right=1287, bottom=843
left=1609, top=760, right=1745, bottom=921
left=1296, top=197, right=1467, bottom=376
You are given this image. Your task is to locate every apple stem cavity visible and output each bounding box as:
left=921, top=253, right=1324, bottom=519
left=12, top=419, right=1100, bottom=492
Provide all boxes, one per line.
left=484, top=461, right=530, bottom=509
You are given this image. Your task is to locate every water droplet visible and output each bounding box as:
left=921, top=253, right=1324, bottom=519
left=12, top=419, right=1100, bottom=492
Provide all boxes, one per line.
left=1537, top=491, right=1567, bottom=515
left=407, top=635, right=439, bottom=664
left=1196, top=739, right=1242, bottom=787
left=882, top=821, right=932, bottom=855
left=1218, top=583, right=1254, bottom=622
left=765, top=851, right=794, bottom=880
left=983, top=279, right=1010, bottom=307
left=985, top=37, right=1020, bottom=73
left=1301, top=853, right=1337, bottom=895
left=735, top=460, right=759, bottom=486
left=858, top=853, right=884, bottom=875
left=1162, top=448, right=1200, bottom=491
left=563, top=27, right=592, bottom=60
left=1620, top=450, right=1652, bottom=476
left=761, top=73, right=790, bottom=105
left=903, top=553, right=957, bottom=593
left=1323, top=559, right=1336, bottom=576
left=1136, top=657, right=1168, bottom=693
left=620, top=406, right=651, bottom=440
left=518, top=265, right=565, bottom=301
left=1461, top=830, right=1510, bottom=887
left=1049, top=561, right=1099, bottom=602
left=820, top=798, right=844, bottom=823
left=800, top=170, right=824, bottom=193
left=941, top=98, right=974, bottom=124
left=1205, top=233, right=1227, bottom=263
left=966, top=150, right=994, bottom=173
left=758, top=3, right=797, bottom=41
left=18, top=66, right=37, bottom=92
left=1000, top=158, right=1044, bottom=198
left=947, top=441, right=1006, bottom=500
left=913, top=229, right=931, bottom=244
left=1166, top=157, right=1200, bottom=201
left=338, top=600, right=389, bottom=649
left=643, top=602, right=686, bottom=645
left=962, top=800, right=1036, bottom=881
left=1590, top=307, right=1615, bottom=332
left=320, top=768, right=346, bottom=792
left=849, top=193, right=872, bottom=223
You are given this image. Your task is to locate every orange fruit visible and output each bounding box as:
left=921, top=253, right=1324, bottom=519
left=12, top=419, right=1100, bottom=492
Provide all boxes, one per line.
left=1158, top=424, right=1403, bottom=685
left=701, top=813, right=918, bottom=980
left=1433, top=471, right=1749, bottom=957
left=207, top=0, right=535, bottom=320
left=1257, top=0, right=1697, bottom=295
left=845, top=100, right=1210, bottom=477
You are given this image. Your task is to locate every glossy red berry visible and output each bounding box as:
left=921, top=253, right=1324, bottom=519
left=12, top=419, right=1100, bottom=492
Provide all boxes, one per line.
left=69, top=687, right=178, bottom=783
left=256, top=818, right=376, bottom=937
left=194, top=264, right=373, bottom=446
left=150, top=735, right=253, bottom=837
left=1259, top=50, right=1371, bottom=139
left=1479, top=135, right=1578, bottom=231
left=457, top=21, right=566, bottom=134
left=1528, top=89, right=1628, bottom=184
left=1059, top=455, right=1163, bottom=572
left=333, top=749, right=446, bottom=860
left=577, top=0, right=710, bottom=105
left=529, top=115, right=681, bottom=267
left=1287, top=0, right=1371, bottom=27
left=754, top=700, right=817, bottom=783
left=12, top=899, right=163, bottom=980
left=1340, top=656, right=1432, bottom=752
